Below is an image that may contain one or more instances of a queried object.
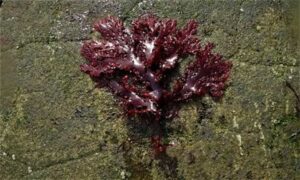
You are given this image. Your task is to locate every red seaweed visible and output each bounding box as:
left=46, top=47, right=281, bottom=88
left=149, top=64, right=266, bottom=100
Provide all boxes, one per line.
left=80, top=14, right=232, bottom=155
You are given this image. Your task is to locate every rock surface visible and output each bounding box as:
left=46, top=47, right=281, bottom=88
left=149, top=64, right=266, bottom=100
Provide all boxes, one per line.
left=0, top=0, right=299, bottom=179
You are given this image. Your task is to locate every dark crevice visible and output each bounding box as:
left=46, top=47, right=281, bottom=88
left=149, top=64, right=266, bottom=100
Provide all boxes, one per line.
left=119, top=0, right=143, bottom=22
left=16, top=37, right=89, bottom=49
left=21, top=148, right=101, bottom=178
left=286, top=81, right=300, bottom=117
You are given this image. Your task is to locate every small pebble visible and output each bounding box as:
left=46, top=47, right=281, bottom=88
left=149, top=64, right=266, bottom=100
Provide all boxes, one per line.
left=120, top=170, right=126, bottom=179
left=256, top=25, right=261, bottom=31
left=28, top=166, right=32, bottom=173
left=12, top=154, right=16, bottom=160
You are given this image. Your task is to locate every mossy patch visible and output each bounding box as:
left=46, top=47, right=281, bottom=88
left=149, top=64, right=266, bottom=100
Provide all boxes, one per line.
left=1, top=0, right=299, bottom=179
